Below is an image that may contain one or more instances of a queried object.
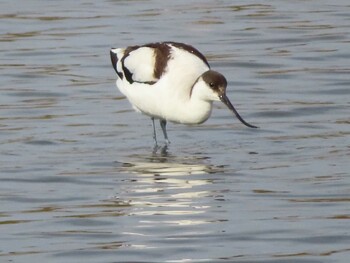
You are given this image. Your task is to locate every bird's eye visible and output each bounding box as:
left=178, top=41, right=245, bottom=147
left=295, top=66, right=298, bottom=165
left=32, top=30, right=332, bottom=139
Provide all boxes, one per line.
left=209, top=82, right=215, bottom=88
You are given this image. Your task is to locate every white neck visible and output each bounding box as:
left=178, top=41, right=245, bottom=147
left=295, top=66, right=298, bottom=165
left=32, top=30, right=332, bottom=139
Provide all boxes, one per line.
left=160, top=90, right=213, bottom=124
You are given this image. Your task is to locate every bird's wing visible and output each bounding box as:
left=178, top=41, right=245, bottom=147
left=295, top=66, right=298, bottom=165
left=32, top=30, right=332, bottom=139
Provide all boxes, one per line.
left=122, top=45, right=170, bottom=84
left=119, top=42, right=209, bottom=85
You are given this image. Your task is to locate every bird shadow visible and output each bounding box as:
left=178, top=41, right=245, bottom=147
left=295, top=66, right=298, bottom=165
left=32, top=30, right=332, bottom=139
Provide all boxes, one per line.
left=116, top=143, right=226, bottom=177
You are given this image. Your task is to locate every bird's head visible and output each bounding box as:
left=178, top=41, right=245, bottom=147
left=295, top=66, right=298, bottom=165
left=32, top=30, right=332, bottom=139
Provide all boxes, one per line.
left=193, top=70, right=258, bottom=128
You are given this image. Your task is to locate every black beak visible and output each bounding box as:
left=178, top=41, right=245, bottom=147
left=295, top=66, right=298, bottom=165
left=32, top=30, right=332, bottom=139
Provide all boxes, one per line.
left=219, top=94, right=258, bottom=128
left=110, top=49, right=118, bottom=73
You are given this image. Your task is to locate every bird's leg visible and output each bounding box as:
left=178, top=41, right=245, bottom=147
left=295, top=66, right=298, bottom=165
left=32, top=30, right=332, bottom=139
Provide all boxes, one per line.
left=160, top=119, right=171, bottom=145
left=151, top=117, right=158, bottom=147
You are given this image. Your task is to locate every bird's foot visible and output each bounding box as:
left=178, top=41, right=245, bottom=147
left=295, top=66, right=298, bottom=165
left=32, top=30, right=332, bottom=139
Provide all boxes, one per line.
left=160, top=144, right=169, bottom=156
left=152, top=142, right=160, bottom=154
left=152, top=142, right=170, bottom=155
left=165, top=139, right=171, bottom=146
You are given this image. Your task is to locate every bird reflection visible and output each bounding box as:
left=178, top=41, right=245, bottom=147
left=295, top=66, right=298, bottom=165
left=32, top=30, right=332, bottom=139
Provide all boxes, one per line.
left=121, top=151, right=222, bottom=176
left=114, top=151, right=227, bottom=228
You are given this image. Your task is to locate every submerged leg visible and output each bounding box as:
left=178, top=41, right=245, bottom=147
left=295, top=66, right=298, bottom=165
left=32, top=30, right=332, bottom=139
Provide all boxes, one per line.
left=160, top=119, right=170, bottom=145
left=151, top=117, right=158, bottom=147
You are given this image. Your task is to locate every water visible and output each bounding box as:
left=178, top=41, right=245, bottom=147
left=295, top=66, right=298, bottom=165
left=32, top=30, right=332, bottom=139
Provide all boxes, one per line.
left=1, top=0, right=349, bottom=262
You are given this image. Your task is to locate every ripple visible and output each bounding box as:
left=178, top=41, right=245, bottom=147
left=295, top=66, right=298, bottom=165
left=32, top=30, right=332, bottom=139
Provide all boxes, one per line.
left=1, top=1, right=350, bottom=262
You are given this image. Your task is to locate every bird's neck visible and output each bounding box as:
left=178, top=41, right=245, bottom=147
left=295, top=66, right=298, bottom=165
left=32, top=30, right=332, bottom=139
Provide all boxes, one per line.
left=175, top=96, right=213, bottom=124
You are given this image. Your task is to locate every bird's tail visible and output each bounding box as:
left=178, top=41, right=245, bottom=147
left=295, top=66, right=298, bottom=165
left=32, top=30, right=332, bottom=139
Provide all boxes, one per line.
left=110, top=48, right=124, bottom=78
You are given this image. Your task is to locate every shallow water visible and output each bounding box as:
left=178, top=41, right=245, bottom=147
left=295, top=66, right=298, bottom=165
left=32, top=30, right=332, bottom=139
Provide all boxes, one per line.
left=1, top=0, right=350, bottom=262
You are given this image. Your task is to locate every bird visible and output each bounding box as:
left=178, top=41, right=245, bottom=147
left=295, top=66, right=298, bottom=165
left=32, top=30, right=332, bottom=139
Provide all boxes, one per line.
left=110, top=41, right=257, bottom=147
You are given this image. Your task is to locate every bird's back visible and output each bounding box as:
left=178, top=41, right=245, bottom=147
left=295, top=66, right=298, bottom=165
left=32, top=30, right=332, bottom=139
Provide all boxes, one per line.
left=112, top=42, right=209, bottom=82
left=111, top=42, right=211, bottom=122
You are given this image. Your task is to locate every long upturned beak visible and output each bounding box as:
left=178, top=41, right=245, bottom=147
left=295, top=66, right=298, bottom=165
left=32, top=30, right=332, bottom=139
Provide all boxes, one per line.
left=219, top=94, right=258, bottom=128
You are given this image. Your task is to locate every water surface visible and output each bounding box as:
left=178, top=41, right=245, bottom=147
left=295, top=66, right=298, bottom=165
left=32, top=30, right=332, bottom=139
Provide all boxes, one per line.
left=1, top=0, right=349, bottom=262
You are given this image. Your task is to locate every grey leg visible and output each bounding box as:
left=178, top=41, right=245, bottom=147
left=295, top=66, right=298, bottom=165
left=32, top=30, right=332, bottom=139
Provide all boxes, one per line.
left=151, top=117, right=158, bottom=147
left=160, top=119, right=170, bottom=145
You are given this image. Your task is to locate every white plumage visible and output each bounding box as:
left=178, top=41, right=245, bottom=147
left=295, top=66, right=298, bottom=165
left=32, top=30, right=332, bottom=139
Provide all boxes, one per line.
left=110, top=41, right=257, bottom=146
